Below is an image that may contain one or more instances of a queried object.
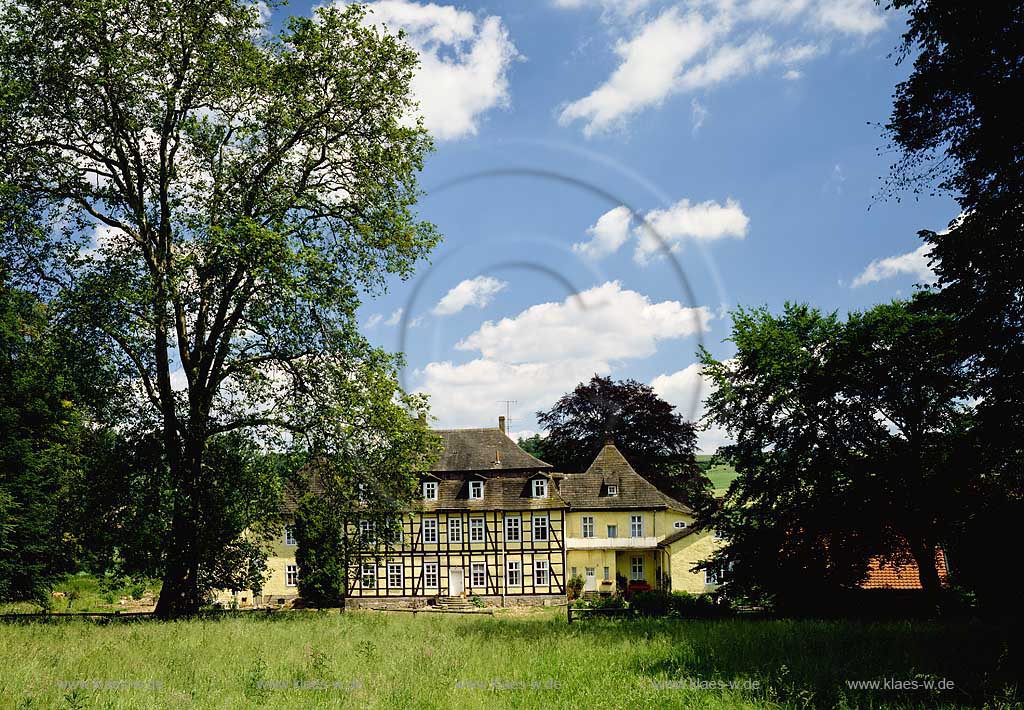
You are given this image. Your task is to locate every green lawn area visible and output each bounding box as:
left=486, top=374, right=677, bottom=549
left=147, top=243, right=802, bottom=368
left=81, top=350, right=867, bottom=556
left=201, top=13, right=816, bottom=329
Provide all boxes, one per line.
left=1, top=609, right=1017, bottom=709
left=698, top=454, right=739, bottom=496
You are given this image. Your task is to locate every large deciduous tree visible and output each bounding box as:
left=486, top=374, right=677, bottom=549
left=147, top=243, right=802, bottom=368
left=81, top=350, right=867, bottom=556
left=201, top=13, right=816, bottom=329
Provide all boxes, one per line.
left=0, top=1, right=439, bottom=617
left=536, top=375, right=711, bottom=510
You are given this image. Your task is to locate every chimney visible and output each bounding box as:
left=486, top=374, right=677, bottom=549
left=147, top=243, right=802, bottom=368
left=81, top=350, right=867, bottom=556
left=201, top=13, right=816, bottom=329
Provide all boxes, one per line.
left=498, top=416, right=506, bottom=434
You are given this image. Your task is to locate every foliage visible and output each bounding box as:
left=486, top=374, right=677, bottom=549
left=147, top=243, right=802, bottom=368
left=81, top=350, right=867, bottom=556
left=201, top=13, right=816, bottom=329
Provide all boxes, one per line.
left=536, top=375, right=712, bottom=510
left=700, top=299, right=973, bottom=609
left=469, top=595, right=485, bottom=609
left=0, top=0, right=439, bottom=616
left=516, top=434, right=546, bottom=461
left=589, top=594, right=626, bottom=610
left=630, top=590, right=672, bottom=617
left=566, top=575, right=585, bottom=601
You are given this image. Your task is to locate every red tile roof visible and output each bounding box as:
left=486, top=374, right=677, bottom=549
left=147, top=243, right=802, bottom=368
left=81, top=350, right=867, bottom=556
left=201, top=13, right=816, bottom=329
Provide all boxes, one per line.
left=861, top=548, right=949, bottom=590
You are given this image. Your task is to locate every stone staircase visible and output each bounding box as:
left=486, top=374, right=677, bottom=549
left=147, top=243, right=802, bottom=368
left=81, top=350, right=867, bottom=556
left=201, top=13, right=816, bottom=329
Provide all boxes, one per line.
left=582, top=591, right=600, bottom=602
left=437, top=595, right=477, bottom=611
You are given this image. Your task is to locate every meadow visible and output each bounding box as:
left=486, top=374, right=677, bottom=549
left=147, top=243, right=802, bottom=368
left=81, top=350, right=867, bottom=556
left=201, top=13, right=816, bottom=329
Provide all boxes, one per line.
left=1, top=607, right=1019, bottom=709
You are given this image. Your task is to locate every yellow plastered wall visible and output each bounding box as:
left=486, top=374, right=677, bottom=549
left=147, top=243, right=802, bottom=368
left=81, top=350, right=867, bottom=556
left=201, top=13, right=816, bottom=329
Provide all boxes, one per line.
left=214, top=521, right=299, bottom=605
left=666, top=531, right=724, bottom=594
left=565, top=509, right=693, bottom=538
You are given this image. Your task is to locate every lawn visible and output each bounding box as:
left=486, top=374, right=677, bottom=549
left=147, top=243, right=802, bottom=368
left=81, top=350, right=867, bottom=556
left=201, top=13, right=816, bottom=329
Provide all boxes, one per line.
left=1, top=608, right=1018, bottom=709
left=698, top=454, right=739, bottom=496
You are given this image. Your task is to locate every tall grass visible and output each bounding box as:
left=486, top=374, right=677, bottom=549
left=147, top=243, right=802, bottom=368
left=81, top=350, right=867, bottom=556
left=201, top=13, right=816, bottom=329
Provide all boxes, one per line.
left=0, top=609, right=1018, bottom=709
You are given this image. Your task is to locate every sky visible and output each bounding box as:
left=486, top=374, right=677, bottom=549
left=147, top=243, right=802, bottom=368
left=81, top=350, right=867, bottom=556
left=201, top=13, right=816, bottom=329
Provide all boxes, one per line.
left=284, top=0, right=960, bottom=451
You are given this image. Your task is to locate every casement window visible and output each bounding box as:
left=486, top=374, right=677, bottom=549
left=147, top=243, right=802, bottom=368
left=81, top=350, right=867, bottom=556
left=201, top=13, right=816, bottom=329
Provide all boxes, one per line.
left=471, top=562, right=486, bottom=587
left=581, top=516, right=595, bottom=538
left=630, top=515, right=644, bottom=538
left=674, top=521, right=688, bottom=529
left=507, top=560, right=521, bottom=586
left=423, top=562, right=438, bottom=588
left=603, top=566, right=610, bottom=581
left=705, top=562, right=732, bottom=585
left=387, top=563, right=403, bottom=589
left=469, top=518, right=486, bottom=543
left=532, top=514, right=549, bottom=541
left=571, top=567, right=577, bottom=578
left=423, top=481, right=437, bottom=500
left=534, top=559, right=550, bottom=585
left=532, top=478, right=548, bottom=498
left=607, top=484, right=618, bottom=496
left=469, top=480, right=484, bottom=500
left=284, top=525, right=297, bottom=546
left=630, top=556, right=644, bottom=581
left=422, top=518, right=438, bottom=544
left=286, top=564, right=299, bottom=587
left=712, top=529, right=726, bottom=540
left=607, top=524, right=617, bottom=538
left=389, top=519, right=403, bottom=544
left=448, top=518, right=463, bottom=543
left=359, top=519, right=374, bottom=538
left=361, top=564, right=375, bottom=588
left=504, top=515, right=521, bottom=542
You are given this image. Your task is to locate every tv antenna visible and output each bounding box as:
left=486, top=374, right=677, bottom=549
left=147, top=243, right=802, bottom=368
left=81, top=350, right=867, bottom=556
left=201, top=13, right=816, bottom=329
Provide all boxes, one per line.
left=498, top=399, right=517, bottom=437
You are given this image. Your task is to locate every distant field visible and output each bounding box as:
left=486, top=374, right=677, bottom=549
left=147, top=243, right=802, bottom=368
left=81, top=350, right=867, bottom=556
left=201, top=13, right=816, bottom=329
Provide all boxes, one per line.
left=697, top=454, right=739, bottom=495
left=1, top=609, right=1017, bottom=709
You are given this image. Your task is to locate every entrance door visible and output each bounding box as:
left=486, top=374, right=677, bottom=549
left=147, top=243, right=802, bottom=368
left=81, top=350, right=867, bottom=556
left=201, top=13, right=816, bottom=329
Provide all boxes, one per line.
left=584, top=567, right=597, bottom=591
left=449, top=567, right=465, bottom=596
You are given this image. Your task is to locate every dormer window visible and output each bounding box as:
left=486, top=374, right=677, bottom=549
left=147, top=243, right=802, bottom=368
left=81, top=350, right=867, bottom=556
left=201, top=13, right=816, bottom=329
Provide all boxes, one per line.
left=469, top=480, right=484, bottom=500
left=607, top=484, right=618, bottom=496
left=532, top=478, right=548, bottom=498
left=674, top=521, right=688, bottom=530
left=423, top=481, right=437, bottom=500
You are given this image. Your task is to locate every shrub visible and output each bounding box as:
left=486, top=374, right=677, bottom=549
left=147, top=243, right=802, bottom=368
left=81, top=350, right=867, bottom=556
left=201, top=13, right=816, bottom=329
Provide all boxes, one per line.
left=566, top=575, right=584, bottom=601
left=671, top=591, right=733, bottom=619
left=469, top=595, right=485, bottom=608
left=631, top=590, right=672, bottom=617
left=590, top=594, right=625, bottom=610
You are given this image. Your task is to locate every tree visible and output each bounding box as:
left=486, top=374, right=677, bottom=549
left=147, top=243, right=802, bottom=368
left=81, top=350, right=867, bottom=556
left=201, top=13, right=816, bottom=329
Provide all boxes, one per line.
left=701, top=299, right=971, bottom=609
left=516, top=434, right=545, bottom=460
left=536, top=375, right=710, bottom=509
left=0, top=1, right=438, bottom=617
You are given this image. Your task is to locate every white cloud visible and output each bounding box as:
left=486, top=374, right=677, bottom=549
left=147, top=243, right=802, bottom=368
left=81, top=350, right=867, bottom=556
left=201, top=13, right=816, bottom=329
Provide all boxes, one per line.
left=572, top=205, right=633, bottom=260
left=691, top=98, right=709, bottom=134
left=651, top=362, right=732, bottom=453
left=783, top=68, right=804, bottom=80
left=384, top=308, right=405, bottom=326
left=433, top=276, right=508, bottom=316
left=813, top=0, right=886, bottom=35
left=634, top=197, right=749, bottom=263
left=852, top=244, right=937, bottom=288
left=417, top=282, right=712, bottom=430
left=551, top=0, right=653, bottom=16
left=365, top=313, right=384, bottom=328
left=362, top=1, right=520, bottom=140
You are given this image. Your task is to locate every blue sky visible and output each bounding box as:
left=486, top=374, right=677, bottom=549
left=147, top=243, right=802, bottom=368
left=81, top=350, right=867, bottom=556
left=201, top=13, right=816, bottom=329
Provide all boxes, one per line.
left=290, top=0, right=960, bottom=450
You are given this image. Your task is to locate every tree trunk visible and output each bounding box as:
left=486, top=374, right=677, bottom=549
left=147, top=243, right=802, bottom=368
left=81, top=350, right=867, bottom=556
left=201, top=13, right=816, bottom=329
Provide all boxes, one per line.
left=909, top=536, right=943, bottom=606
left=154, top=440, right=205, bottom=619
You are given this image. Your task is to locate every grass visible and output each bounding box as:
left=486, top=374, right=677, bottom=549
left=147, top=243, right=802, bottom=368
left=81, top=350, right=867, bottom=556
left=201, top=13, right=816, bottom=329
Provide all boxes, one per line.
left=1, top=608, right=1018, bottom=709
left=0, top=573, right=160, bottom=615
left=697, top=454, right=739, bottom=496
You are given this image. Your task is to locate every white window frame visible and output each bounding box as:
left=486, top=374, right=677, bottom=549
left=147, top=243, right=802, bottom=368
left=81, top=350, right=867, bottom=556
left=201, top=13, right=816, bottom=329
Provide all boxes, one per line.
left=607, top=484, right=618, bottom=496
left=603, top=566, right=610, bottom=581
left=630, top=514, right=644, bottom=538
left=422, top=518, right=438, bottom=544
left=630, top=556, right=644, bottom=581
left=504, top=515, right=521, bottom=542
left=284, top=525, right=297, bottom=546
left=471, top=562, right=486, bottom=587
left=359, top=519, right=374, bottom=538
left=712, top=529, right=726, bottom=540
left=674, top=521, right=688, bottom=529
left=469, top=517, right=485, bottom=543
left=389, top=519, right=403, bottom=544
left=607, top=524, right=617, bottom=538
left=581, top=516, right=595, bottom=538
left=286, top=564, right=298, bottom=587
left=423, top=562, right=438, bottom=588
left=534, top=559, right=550, bottom=585
left=532, top=514, right=549, bottom=541
left=423, top=481, right=437, bottom=500
left=532, top=478, right=548, bottom=498
left=361, top=563, right=375, bottom=588
left=448, top=518, right=463, bottom=544
left=507, top=560, right=521, bottom=586
left=387, top=563, right=403, bottom=589
left=705, top=561, right=732, bottom=585
left=469, top=480, right=484, bottom=500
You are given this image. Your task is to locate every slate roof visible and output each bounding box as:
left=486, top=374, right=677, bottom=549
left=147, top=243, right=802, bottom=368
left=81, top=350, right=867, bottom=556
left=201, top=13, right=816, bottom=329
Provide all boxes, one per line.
left=431, top=428, right=552, bottom=472
left=420, top=474, right=569, bottom=512
left=560, top=443, right=693, bottom=514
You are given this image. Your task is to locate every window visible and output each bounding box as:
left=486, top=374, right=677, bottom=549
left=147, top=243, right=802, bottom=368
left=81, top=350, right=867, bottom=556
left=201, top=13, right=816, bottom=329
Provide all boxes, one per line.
left=585, top=567, right=595, bottom=582
left=571, top=566, right=577, bottom=578
left=705, top=562, right=732, bottom=585
left=388, top=563, right=403, bottom=588
left=471, top=562, right=486, bottom=587
left=630, top=514, right=644, bottom=538
left=286, top=564, right=298, bottom=587
left=534, top=559, right=549, bottom=585
left=674, top=521, right=688, bottom=529
left=359, top=519, right=374, bottom=538
left=469, top=518, right=485, bottom=543
left=469, top=480, right=484, bottom=500
left=607, top=484, right=618, bottom=496
left=712, top=529, right=726, bottom=540
left=361, top=563, right=375, bottom=588
left=630, top=556, right=644, bottom=581
left=504, top=515, right=521, bottom=542
left=603, top=566, right=610, bottom=581
left=284, top=525, right=297, bottom=546
left=507, top=560, right=521, bottom=586
left=389, top=519, right=403, bottom=544
left=422, top=518, right=438, bottom=544
left=423, top=481, right=437, bottom=500
left=532, top=478, right=547, bottom=498
left=423, top=562, right=438, bottom=588
left=448, top=518, right=462, bottom=543
left=532, top=514, right=548, bottom=541
left=607, top=524, right=617, bottom=538
left=581, top=516, right=594, bottom=538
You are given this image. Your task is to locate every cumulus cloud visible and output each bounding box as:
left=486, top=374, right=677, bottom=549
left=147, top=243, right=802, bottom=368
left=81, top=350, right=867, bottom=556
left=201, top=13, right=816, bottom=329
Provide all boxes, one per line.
left=852, top=244, right=936, bottom=288
left=558, top=0, right=883, bottom=135
left=635, top=197, right=749, bottom=263
left=433, top=276, right=508, bottom=316
left=651, top=362, right=732, bottom=453
left=365, top=313, right=384, bottom=329
left=417, top=282, right=712, bottom=429
left=572, top=205, right=633, bottom=260
left=384, top=308, right=405, bottom=326
left=361, top=1, right=520, bottom=140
